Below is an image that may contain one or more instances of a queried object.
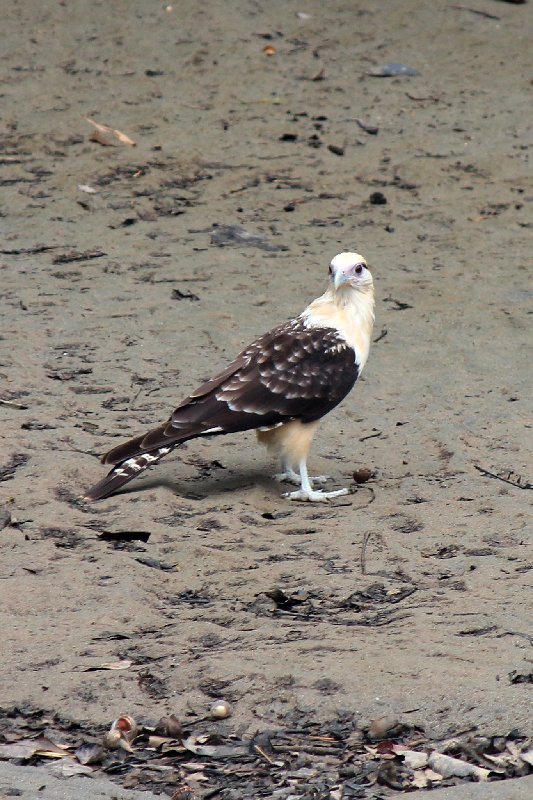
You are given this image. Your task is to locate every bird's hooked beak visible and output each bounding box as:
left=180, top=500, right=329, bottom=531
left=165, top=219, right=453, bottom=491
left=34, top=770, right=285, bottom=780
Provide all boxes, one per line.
left=334, top=269, right=351, bottom=291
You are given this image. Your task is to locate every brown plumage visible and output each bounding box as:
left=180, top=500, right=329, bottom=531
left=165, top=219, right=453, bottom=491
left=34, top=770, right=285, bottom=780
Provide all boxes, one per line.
left=84, top=251, right=375, bottom=503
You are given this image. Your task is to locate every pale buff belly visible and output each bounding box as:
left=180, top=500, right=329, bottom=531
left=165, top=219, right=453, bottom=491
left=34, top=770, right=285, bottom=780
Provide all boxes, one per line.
left=256, top=419, right=320, bottom=465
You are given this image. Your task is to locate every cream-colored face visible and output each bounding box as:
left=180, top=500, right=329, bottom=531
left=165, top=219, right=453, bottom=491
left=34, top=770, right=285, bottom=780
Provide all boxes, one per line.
left=329, top=251, right=372, bottom=290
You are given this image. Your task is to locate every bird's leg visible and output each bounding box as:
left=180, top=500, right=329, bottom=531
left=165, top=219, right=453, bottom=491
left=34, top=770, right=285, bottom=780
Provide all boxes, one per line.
left=274, top=458, right=330, bottom=486
left=283, top=459, right=348, bottom=502
left=273, top=458, right=301, bottom=485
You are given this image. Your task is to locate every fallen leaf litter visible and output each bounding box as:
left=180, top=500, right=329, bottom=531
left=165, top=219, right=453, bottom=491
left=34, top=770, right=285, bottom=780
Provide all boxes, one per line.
left=0, top=707, right=531, bottom=797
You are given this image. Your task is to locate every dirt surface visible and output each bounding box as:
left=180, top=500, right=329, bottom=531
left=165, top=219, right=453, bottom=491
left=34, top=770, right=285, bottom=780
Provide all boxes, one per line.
left=1, top=0, right=532, bottom=794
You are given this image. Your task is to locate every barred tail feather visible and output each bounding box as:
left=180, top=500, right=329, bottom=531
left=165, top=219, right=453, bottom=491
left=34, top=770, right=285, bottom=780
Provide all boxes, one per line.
left=84, top=445, right=173, bottom=502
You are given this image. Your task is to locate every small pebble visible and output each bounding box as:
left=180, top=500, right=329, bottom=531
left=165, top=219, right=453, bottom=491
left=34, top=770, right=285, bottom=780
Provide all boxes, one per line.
left=370, top=191, right=387, bottom=205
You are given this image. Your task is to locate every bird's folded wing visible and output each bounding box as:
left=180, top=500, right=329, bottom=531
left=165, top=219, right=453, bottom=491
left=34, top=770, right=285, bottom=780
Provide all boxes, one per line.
left=170, top=319, right=360, bottom=432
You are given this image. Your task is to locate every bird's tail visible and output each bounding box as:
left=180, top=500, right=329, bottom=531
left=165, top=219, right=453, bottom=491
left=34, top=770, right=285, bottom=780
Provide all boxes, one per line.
left=84, top=423, right=189, bottom=502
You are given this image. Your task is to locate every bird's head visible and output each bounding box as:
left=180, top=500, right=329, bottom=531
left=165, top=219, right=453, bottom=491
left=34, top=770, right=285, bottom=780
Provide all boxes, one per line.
left=329, top=252, right=373, bottom=293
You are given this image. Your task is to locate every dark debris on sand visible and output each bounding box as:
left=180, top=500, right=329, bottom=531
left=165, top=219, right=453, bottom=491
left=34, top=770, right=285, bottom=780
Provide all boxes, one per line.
left=0, top=706, right=531, bottom=798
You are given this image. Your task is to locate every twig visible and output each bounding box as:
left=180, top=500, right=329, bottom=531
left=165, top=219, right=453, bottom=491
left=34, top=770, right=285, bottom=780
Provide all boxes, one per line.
left=373, top=328, right=388, bottom=343
left=360, top=431, right=382, bottom=442
left=474, top=464, right=532, bottom=490
left=361, top=530, right=372, bottom=575
left=449, top=5, right=500, bottom=20
left=252, top=744, right=276, bottom=764
left=0, top=398, right=29, bottom=409
left=0, top=245, right=68, bottom=255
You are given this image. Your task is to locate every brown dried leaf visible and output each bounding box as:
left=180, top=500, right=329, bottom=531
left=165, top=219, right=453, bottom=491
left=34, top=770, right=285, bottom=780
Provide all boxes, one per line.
left=155, top=713, right=183, bottom=739
left=98, top=659, right=134, bottom=670
left=84, top=117, right=136, bottom=146
left=75, top=742, right=105, bottom=765
left=182, top=735, right=248, bottom=759
left=89, top=129, right=117, bottom=147
left=50, top=761, right=94, bottom=777
left=0, top=737, right=69, bottom=760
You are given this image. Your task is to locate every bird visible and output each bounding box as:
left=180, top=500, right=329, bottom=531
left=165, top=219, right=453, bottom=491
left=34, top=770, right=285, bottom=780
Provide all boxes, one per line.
left=84, top=251, right=375, bottom=503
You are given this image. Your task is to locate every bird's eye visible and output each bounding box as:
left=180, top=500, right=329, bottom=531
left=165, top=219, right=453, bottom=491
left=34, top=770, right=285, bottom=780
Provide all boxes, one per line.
left=355, top=264, right=364, bottom=275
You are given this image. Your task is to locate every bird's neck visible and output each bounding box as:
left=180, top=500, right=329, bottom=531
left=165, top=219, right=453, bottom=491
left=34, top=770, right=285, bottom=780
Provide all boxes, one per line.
left=302, top=285, right=375, bottom=368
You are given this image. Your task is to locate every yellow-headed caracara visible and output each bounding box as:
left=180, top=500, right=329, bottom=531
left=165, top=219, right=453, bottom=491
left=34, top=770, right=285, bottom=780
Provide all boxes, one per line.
left=85, top=252, right=375, bottom=503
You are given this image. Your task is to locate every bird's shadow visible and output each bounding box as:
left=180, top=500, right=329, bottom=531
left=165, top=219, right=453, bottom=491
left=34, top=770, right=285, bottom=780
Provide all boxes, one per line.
left=110, top=466, right=275, bottom=501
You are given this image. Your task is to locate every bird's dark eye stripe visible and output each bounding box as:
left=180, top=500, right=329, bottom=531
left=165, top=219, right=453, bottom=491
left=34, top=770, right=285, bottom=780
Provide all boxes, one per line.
left=328, top=265, right=333, bottom=275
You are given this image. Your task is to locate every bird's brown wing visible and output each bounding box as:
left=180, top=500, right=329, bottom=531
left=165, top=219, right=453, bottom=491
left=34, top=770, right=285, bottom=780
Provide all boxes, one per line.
left=104, top=319, right=359, bottom=463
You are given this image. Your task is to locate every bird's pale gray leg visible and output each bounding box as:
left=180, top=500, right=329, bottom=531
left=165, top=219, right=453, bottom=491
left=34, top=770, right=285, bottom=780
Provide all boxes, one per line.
left=283, top=460, right=348, bottom=502
left=274, top=459, right=330, bottom=486
left=273, top=458, right=300, bottom=485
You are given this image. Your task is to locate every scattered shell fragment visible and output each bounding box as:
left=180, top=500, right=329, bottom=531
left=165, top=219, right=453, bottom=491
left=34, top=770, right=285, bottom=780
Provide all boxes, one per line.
left=102, top=729, right=123, bottom=751
left=115, top=714, right=138, bottom=742
left=367, top=63, right=419, bottom=77
left=355, top=118, right=379, bottom=135
left=103, top=714, right=138, bottom=752
left=263, top=45, right=277, bottom=56
left=210, top=700, right=232, bottom=720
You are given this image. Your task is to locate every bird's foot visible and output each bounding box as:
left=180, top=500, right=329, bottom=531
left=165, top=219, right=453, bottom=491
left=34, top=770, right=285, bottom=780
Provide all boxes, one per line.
left=309, top=474, right=330, bottom=485
left=273, top=469, right=301, bottom=486
left=274, top=471, right=330, bottom=486
left=283, top=487, right=349, bottom=503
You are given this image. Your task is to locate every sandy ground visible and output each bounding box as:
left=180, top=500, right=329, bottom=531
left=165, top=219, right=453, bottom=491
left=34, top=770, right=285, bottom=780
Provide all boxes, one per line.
left=1, top=0, right=532, bottom=767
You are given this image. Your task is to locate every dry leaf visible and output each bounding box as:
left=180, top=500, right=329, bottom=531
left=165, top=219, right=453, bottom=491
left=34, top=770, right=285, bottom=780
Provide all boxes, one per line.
left=411, top=772, right=429, bottom=789
left=0, top=737, right=69, bottom=760
left=89, top=129, right=117, bottom=147
left=424, top=768, right=444, bottom=782
left=50, top=760, right=94, bottom=777
left=100, top=659, right=133, bottom=670
left=75, top=742, right=105, bottom=765
left=84, top=117, right=136, bottom=146
left=81, top=659, right=134, bottom=671
left=182, top=735, right=248, bottom=759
